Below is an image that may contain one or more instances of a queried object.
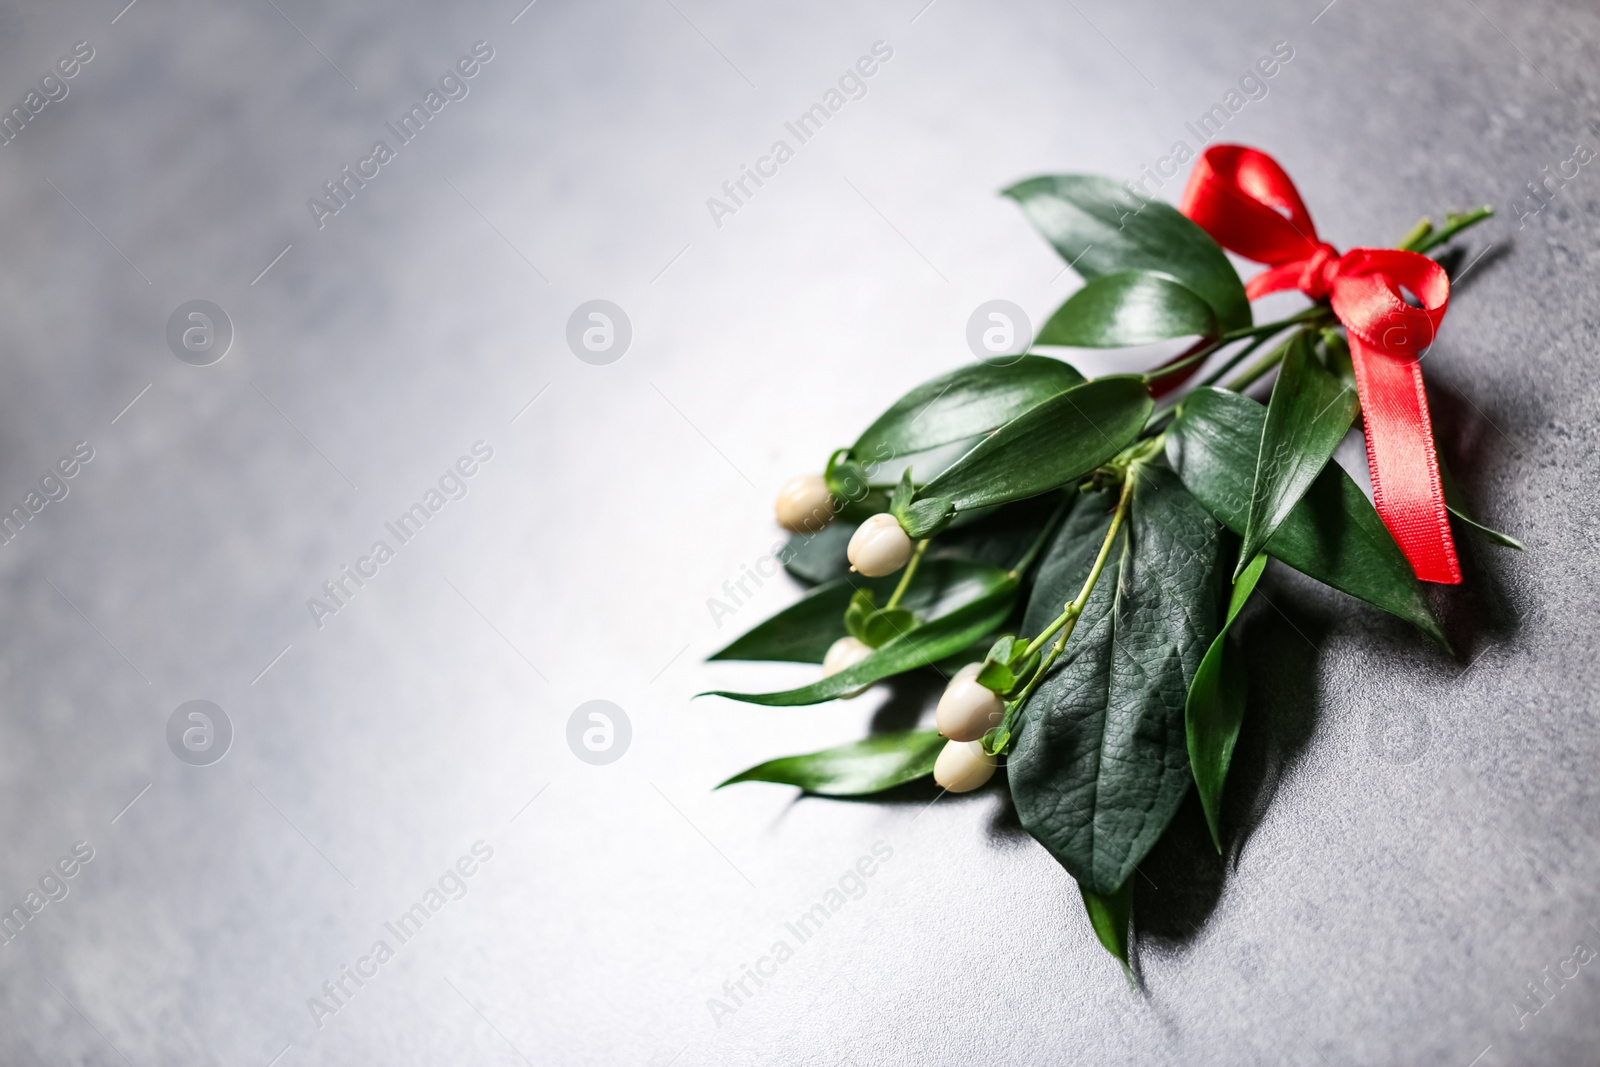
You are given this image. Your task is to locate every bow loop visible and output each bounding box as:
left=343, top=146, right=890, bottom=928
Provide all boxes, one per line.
left=1328, top=248, right=1449, bottom=360
left=1179, top=144, right=1322, bottom=266
left=1179, top=145, right=1461, bottom=585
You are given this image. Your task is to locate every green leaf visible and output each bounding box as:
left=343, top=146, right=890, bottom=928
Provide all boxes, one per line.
left=709, top=559, right=1012, bottom=664
left=1008, top=466, right=1227, bottom=896
left=902, top=376, right=1153, bottom=537
left=704, top=574, right=1020, bottom=705
left=971, top=636, right=1016, bottom=689
left=781, top=521, right=855, bottom=585
left=1237, top=332, right=1360, bottom=576
left=923, top=494, right=1066, bottom=573
left=864, top=610, right=917, bottom=645
left=1186, top=552, right=1266, bottom=852
left=975, top=660, right=1015, bottom=693
left=717, top=729, right=946, bottom=796
left=1439, top=459, right=1525, bottom=551
left=822, top=452, right=889, bottom=522
left=1036, top=271, right=1218, bottom=348
left=852, top=356, right=1085, bottom=461
left=1003, top=174, right=1251, bottom=332
left=1166, top=388, right=1447, bottom=648
left=1080, top=880, right=1134, bottom=967
left=1318, top=327, right=1356, bottom=390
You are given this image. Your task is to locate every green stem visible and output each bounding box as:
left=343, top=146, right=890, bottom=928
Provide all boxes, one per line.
left=1019, top=475, right=1134, bottom=666
left=1143, top=305, right=1332, bottom=388
left=1188, top=330, right=1273, bottom=392
left=884, top=539, right=929, bottom=611
left=989, top=476, right=1135, bottom=754
left=1396, top=217, right=1434, bottom=252
left=1222, top=327, right=1311, bottom=392
left=1406, top=206, right=1493, bottom=255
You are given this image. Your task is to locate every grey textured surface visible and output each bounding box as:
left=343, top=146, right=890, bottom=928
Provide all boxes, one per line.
left=0, top=0, right=1593, bottom=1064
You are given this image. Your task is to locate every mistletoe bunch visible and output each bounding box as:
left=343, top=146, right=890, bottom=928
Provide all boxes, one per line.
left=703, top=146, right=1517, bottom=966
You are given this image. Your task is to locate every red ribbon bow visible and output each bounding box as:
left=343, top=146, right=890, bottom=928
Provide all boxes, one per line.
left=1179, top=144, right=1460, bottom=585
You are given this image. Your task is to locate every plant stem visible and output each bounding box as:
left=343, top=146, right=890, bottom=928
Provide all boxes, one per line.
left=884, top=539, right=928, bottom=611
left=1188, top=330, right=1273, bottom=392
left=1396, top=217, right=1434, bottom=252
left=1222, top=328, right=1309, bottom=393
left=1407, top=206, right=1493, bottom=255
left=1144, top=305, right=1332, bottom=388
left=1019, top=475, right=1134, bottom=666
left=988, top=476, right=1135, bottom=754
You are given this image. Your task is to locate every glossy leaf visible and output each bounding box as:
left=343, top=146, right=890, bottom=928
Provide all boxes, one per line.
left=931, top=493, right=1068, bottom=572
left=709, top=559, right=1012, bottom=664
left=703, top=575, right=1019, bottom=705
left=903, top=376, right=1153, bottom=537
left=1003, top=174, right=1251, bottom=332
left=1186, top=552, right=1266, bottom=852
left=717, top=729, right=946, bottom=796
left=1080, top=880, right=1134, bottom=966
left=1238, top=332, right=1360, bottom=575
left=1166, top=388, right=1447, bottom=648
left=852, top=356, right=1085, bottom=461
left=1008, top=466, right=1227, bottom=897
left=1036, top=271, right=1218, bottom=348
left=781, top=521, right=855, bottom=585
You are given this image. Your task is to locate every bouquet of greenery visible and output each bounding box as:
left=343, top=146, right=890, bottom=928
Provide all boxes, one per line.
left=702, top=145, right=1517, bottom=968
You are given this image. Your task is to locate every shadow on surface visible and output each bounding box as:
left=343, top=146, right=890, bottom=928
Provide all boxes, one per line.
left=1426, top=377, right=1528, bottom=661
left=867, top=671, right=945, bottom=735
left=1134, top=570, right=1333, bottom=946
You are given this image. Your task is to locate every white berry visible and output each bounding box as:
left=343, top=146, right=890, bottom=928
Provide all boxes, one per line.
left=821, top=636, right=873, bottom=698
left=936, top=663, right=1005, bottom=742
left=933, top=739, right=997, bottom=793
left=775, top=474, right=834, bottom=533
left=847, top=513, right=912, bottom=577
left=822, top=636, right=872, bottom=677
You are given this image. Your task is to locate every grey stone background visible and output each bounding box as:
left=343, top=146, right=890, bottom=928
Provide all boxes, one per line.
left=0, top=0, right=1592, bottom=1063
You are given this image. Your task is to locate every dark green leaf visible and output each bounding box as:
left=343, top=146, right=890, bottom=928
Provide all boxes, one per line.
left=1036, top=271, right=1218, bottom=348
left=1009, top=466, right=1227, bottom=896
left=709, top=559, right=1012, bottom=663
left=717, top=729, right=946, bottom=796
left=1318, top=328, right=1356, bottom=390
left=781, top=521, right=855, bottom=585
left=1166, top=388, right=1447, bottom=648
left=1080, top=880, right=1134, bottom=966
left=704, top=574, right=1019, bottom=704
left=1003, top=174, right=1251, bottom=332
left=898, top=495, right=956, bottom=538
left=1440, top=459, right=1525, bottom=551
left=1238, top=333, right=1360, bottom=575
left=932, top=493, right=1074, bottom=572
left=852, top=356, right=1085, bottom=461
left=1186, top=552, right=1266, bottom=852
left=903, top=376, right=1153, bottom=537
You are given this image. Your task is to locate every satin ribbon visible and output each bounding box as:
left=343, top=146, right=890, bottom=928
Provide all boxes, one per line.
left=1179, top=144, right=1460, bottom=584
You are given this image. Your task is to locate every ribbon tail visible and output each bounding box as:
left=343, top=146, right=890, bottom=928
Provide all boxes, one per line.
left=1348, top=336, right=1461, bottom=584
